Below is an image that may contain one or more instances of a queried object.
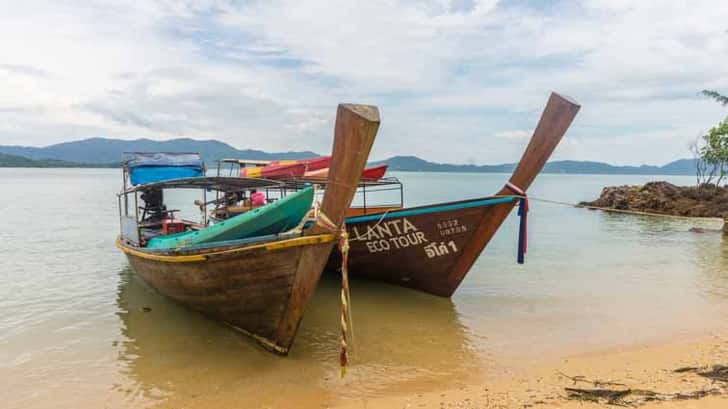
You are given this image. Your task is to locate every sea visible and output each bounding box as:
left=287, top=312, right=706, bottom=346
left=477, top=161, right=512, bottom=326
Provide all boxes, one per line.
left=2, top=168, right=727, bottom=408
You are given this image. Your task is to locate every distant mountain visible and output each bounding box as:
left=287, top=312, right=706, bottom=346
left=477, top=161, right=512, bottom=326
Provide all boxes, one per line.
left=376, top=156, right=698, bottom=175
left=0, top=137, right=700, bottom=175
left=373, top=155, right=515, bottom=172
left=0, top=137, right=319, bottom=165
left=0, top=153, right=115, bottom=168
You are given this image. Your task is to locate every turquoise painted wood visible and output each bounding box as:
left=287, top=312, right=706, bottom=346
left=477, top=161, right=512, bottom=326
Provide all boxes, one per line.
left=146, top=187, right=314, bottom=249
left=345, top=196, right=516, bottom=224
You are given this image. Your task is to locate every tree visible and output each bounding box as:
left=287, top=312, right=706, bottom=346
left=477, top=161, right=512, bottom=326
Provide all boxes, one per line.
left=695, top=90, right=728, bottom=189
left=701, top=90, right=728, bottom=106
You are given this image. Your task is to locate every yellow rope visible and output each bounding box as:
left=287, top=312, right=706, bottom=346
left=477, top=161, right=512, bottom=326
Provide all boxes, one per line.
left=338, top=230, right=352, bottom=378
left=306, top=205, right=354, bottom=377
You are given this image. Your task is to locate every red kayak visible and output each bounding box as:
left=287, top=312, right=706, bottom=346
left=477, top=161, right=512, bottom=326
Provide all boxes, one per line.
left=240, top=162, right=307, bottom=179
left=305, top=164, right=388, bottom=180
left=270, top=156, right=331, bottom=172
left=361, top=164, right=388, bottom=180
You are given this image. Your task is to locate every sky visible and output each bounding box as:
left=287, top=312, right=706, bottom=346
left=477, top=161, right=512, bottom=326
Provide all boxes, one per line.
left=1, top=0, right=727, bottom=165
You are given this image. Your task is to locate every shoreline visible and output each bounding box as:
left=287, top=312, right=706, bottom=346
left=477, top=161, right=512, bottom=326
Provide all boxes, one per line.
left=332, top=331, right=728, bottom=409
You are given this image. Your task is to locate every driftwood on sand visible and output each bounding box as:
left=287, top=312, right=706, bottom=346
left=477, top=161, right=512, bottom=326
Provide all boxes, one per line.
left=561, top=364, right=728, bottom=406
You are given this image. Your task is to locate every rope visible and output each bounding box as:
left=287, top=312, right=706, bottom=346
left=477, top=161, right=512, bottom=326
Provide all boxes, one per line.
left=498, top=182, right=725, bottom=263
left=305, top=202, right=355, bottom=378
left=338, top=230, right=352, bottom=378
left=351, top=209, right=392, bottom=241
left=492, top=194, right=724, bottom=222
left=504, top=183, right=528, bottom=264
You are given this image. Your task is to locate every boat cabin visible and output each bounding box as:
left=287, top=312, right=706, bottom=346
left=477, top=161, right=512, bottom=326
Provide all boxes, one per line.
left=118, top=152, right=283, bottom=247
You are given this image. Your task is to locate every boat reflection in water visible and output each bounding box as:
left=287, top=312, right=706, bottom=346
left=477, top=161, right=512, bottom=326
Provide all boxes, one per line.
left=115, top=268, right=481, bottom=407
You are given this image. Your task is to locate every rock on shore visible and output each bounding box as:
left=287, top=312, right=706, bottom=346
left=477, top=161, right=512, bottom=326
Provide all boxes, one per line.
left=579, top=181, right=728, bottom=218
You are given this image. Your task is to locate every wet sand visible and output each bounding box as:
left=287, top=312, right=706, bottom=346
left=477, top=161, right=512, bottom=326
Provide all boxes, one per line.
left=333, top=332, right=728, bottom=409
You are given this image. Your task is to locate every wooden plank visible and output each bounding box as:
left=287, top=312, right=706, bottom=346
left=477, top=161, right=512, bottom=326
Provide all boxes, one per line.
left=274, top=104, right=380, bottom=349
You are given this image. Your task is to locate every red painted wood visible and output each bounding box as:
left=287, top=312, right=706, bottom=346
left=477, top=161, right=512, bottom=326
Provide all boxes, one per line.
left=361, top=164, right=388, bottom=180
left=240, top=162, right=307, bottom=179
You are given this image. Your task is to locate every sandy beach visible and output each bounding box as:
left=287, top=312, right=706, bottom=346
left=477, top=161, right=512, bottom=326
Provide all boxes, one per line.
left=333, top=332, right=728, bottom=409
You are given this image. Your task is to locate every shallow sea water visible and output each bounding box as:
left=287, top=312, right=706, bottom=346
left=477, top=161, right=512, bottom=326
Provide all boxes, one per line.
left=2, top=168, right=728, bottom=408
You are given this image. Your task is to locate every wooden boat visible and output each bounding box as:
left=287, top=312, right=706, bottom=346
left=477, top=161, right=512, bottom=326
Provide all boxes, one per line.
left=305, top=164, right=388, bottom=180
left=116, top=103, right=380, bottom=354
left=326, top=92, right=580, bottom=297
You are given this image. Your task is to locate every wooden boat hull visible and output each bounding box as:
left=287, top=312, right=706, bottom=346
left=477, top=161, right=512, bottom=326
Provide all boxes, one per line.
left=328, top=92, right=581, bottom=297
left=118, top=235, right=335, bottom=354
left=116, top=103, right=381, bottom=355
left=328, top=196, right=517, bottom=297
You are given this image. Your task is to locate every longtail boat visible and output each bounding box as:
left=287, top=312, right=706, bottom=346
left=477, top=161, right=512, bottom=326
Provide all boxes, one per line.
left=326, top=92, right=580, bottom=296
left=116, top=103, right=380, bottom=354
left=212, top=93, right=579, bottom=297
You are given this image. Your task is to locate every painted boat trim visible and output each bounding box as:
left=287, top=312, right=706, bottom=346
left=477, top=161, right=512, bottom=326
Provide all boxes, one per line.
left=345, top=196, right=517, bottom=224
left=116, top=234, right=336, bottom=263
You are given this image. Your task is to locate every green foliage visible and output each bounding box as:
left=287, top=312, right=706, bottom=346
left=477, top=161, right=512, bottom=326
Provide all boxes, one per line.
left=700, top=118, right=728, bottom=163
left=694, top=90, right=728, bottom=187
left=701, top=90, right=728, bottom=106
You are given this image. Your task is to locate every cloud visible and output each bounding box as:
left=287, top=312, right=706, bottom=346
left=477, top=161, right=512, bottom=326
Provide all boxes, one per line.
left=0, top=64, right=52, bottom=78
left=0, top=0, right=727, bottom=164
left=495, top=130, right=530, bottom=140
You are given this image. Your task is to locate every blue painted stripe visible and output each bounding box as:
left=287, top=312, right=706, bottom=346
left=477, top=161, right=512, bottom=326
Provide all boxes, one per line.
left=345, top=196, right=517, bottom=224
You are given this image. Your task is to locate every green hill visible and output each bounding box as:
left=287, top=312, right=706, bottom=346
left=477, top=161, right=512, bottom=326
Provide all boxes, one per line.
left=0, top=153, right=115, bottom=168
left=0, top=137, right=319, bottom=165
left=0, top=137, right=699, bottom=175
left=376, top=156, right=697, bottom=175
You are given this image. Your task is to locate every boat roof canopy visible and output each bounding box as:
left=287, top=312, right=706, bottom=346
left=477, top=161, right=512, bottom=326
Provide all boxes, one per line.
left=122, top=152, right=206, bottom=185
left=122, top=152, right=205, bottom=169
left=122, top=176, right=284, bottom=194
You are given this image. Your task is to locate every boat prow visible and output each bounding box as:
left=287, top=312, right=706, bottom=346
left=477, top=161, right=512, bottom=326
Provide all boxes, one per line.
left=116, top=103, right=381, bottom=354
left=331, top=92, right=581, bottom=297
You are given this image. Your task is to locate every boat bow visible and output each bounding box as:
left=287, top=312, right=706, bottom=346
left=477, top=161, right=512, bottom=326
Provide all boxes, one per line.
left=443, top=92, right=581, bottom=295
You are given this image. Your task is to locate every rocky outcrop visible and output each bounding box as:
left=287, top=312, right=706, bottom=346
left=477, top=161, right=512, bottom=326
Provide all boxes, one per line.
left=579, top=181, right=728, bottom=218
